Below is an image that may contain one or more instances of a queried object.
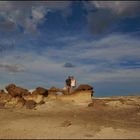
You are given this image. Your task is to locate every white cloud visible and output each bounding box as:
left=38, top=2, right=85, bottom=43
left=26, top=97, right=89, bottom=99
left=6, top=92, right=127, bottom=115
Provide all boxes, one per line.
left=42, top=33, right=140, bottom=82
left=0, top=33, right=140, bottom=89
left=32, top=6, right=46, bottom=21
left=0, top=1, right=72, bottom=34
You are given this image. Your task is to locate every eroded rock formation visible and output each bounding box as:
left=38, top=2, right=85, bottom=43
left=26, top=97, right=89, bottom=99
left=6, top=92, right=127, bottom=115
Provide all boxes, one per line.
left=0, top=83, right=94, bottom=109
left=25, top=100, right=36, bottom=109
left=32, top=87, right=48, bottom=96
left=75, top=84, right=93, bottom=91
left=5, top=84, right=30, bottom=97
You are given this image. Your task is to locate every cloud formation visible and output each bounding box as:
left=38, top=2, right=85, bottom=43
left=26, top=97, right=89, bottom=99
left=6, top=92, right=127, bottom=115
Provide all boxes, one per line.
left=0, top=1, right=139, bottom=35
left=0, top=63, right=24, bottom=73
left=84, top=1, right=140, bottom=34
left=0, top=1, right=140, bottom=96
left=0, top=1, right=72, bottom=34
left=87, top=9, right=118, bottom=34
left=0, top=32, right=140, bottom=92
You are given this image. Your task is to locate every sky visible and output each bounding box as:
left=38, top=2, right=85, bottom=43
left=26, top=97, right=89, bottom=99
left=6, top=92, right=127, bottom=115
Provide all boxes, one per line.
left=0, top=1, right=140, bottom=97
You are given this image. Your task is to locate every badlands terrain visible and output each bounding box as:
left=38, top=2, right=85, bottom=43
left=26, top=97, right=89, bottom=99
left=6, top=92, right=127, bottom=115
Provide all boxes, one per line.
left=0, top=84, right=140, bottom=139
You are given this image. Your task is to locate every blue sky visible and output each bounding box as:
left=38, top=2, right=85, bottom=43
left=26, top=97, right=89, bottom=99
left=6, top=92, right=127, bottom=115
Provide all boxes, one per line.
left=0, top=1, right=140, bottom=97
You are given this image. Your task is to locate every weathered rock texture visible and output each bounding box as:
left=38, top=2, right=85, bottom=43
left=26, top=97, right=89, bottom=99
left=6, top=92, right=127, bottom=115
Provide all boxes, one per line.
left=5, top=84, right=30, bottom=97
left=75, top=84, right=93, bottom=91
left=0, top=83, right=94, bottom=109
left=25, top=100, right=36, bottom=109
left=32, top=87, right=48, bottom=96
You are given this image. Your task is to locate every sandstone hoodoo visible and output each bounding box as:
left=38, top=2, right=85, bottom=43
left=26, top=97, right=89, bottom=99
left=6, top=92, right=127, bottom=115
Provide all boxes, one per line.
left=0, top=83, right=95, bottom=109
left=48, top=86, right=63, bottom=94
left=32, top=87, right=48, bottom=97
left=75, top=84, right=93, bottom=91
left=5, top=84, right=30, bottom=97
left=47, top=87, right=63, bottom=100
left=57, top=84, right=94, bottom=103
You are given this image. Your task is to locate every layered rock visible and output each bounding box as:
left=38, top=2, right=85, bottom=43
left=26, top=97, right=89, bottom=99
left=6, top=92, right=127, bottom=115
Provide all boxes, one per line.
left=57, top=90, right=93, bottom=104
left=0, top=93, right=12, bottom=104
left=0, top=92, right=25, bottom=109
left=23, top=94, right=45, bottom=104
left=4, top=96, right=25, bottom=108
left=56, top=84, right=94, bottom=103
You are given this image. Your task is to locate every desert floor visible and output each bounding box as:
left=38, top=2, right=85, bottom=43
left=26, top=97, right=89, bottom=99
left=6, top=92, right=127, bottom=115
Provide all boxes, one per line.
left=0, top=95, right=140, bottom=139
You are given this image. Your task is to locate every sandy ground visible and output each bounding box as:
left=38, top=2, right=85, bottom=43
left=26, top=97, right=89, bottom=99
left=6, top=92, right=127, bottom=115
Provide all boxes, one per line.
left=0, top=95, right=140, bottom=139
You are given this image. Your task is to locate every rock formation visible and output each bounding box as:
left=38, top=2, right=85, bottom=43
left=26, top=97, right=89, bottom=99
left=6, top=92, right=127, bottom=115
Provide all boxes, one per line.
left=23, top=93, right=45, bottom=104
left=0, top=93, right=12, bottom=104
left=48, top=86, right=63, bottom=94
left=0, top=89, right=6, bottom=94
left=75, top=84, right=93, bottom=91
left=32, top=87, right=48, bottom=96
left=22, top=87, right=48, bottom=104
left=0, top=83, right=94, bottom=109
left=5, top=84, right=30, bottom=97
left=25, top=100, right=36, bottom=109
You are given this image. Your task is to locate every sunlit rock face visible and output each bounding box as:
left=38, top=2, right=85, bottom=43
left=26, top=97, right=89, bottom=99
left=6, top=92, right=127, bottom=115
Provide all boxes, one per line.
left=55, top=84, right=94, bottom=104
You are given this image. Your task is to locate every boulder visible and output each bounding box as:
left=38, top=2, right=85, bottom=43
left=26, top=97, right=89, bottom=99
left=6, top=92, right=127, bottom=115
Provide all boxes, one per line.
left=75, top=84, right=93, bottom=91
left=5, top=84, right=30, bottom=97
left=48, top=86, right=63, bottom=94
left=25, top=100, right=36, bottom=109
left=32, top=87, right=48, bottom=97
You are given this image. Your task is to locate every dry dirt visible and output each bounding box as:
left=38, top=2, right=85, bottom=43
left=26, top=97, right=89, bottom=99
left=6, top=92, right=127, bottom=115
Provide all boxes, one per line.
left=0, top=95, right=140, bottom=139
